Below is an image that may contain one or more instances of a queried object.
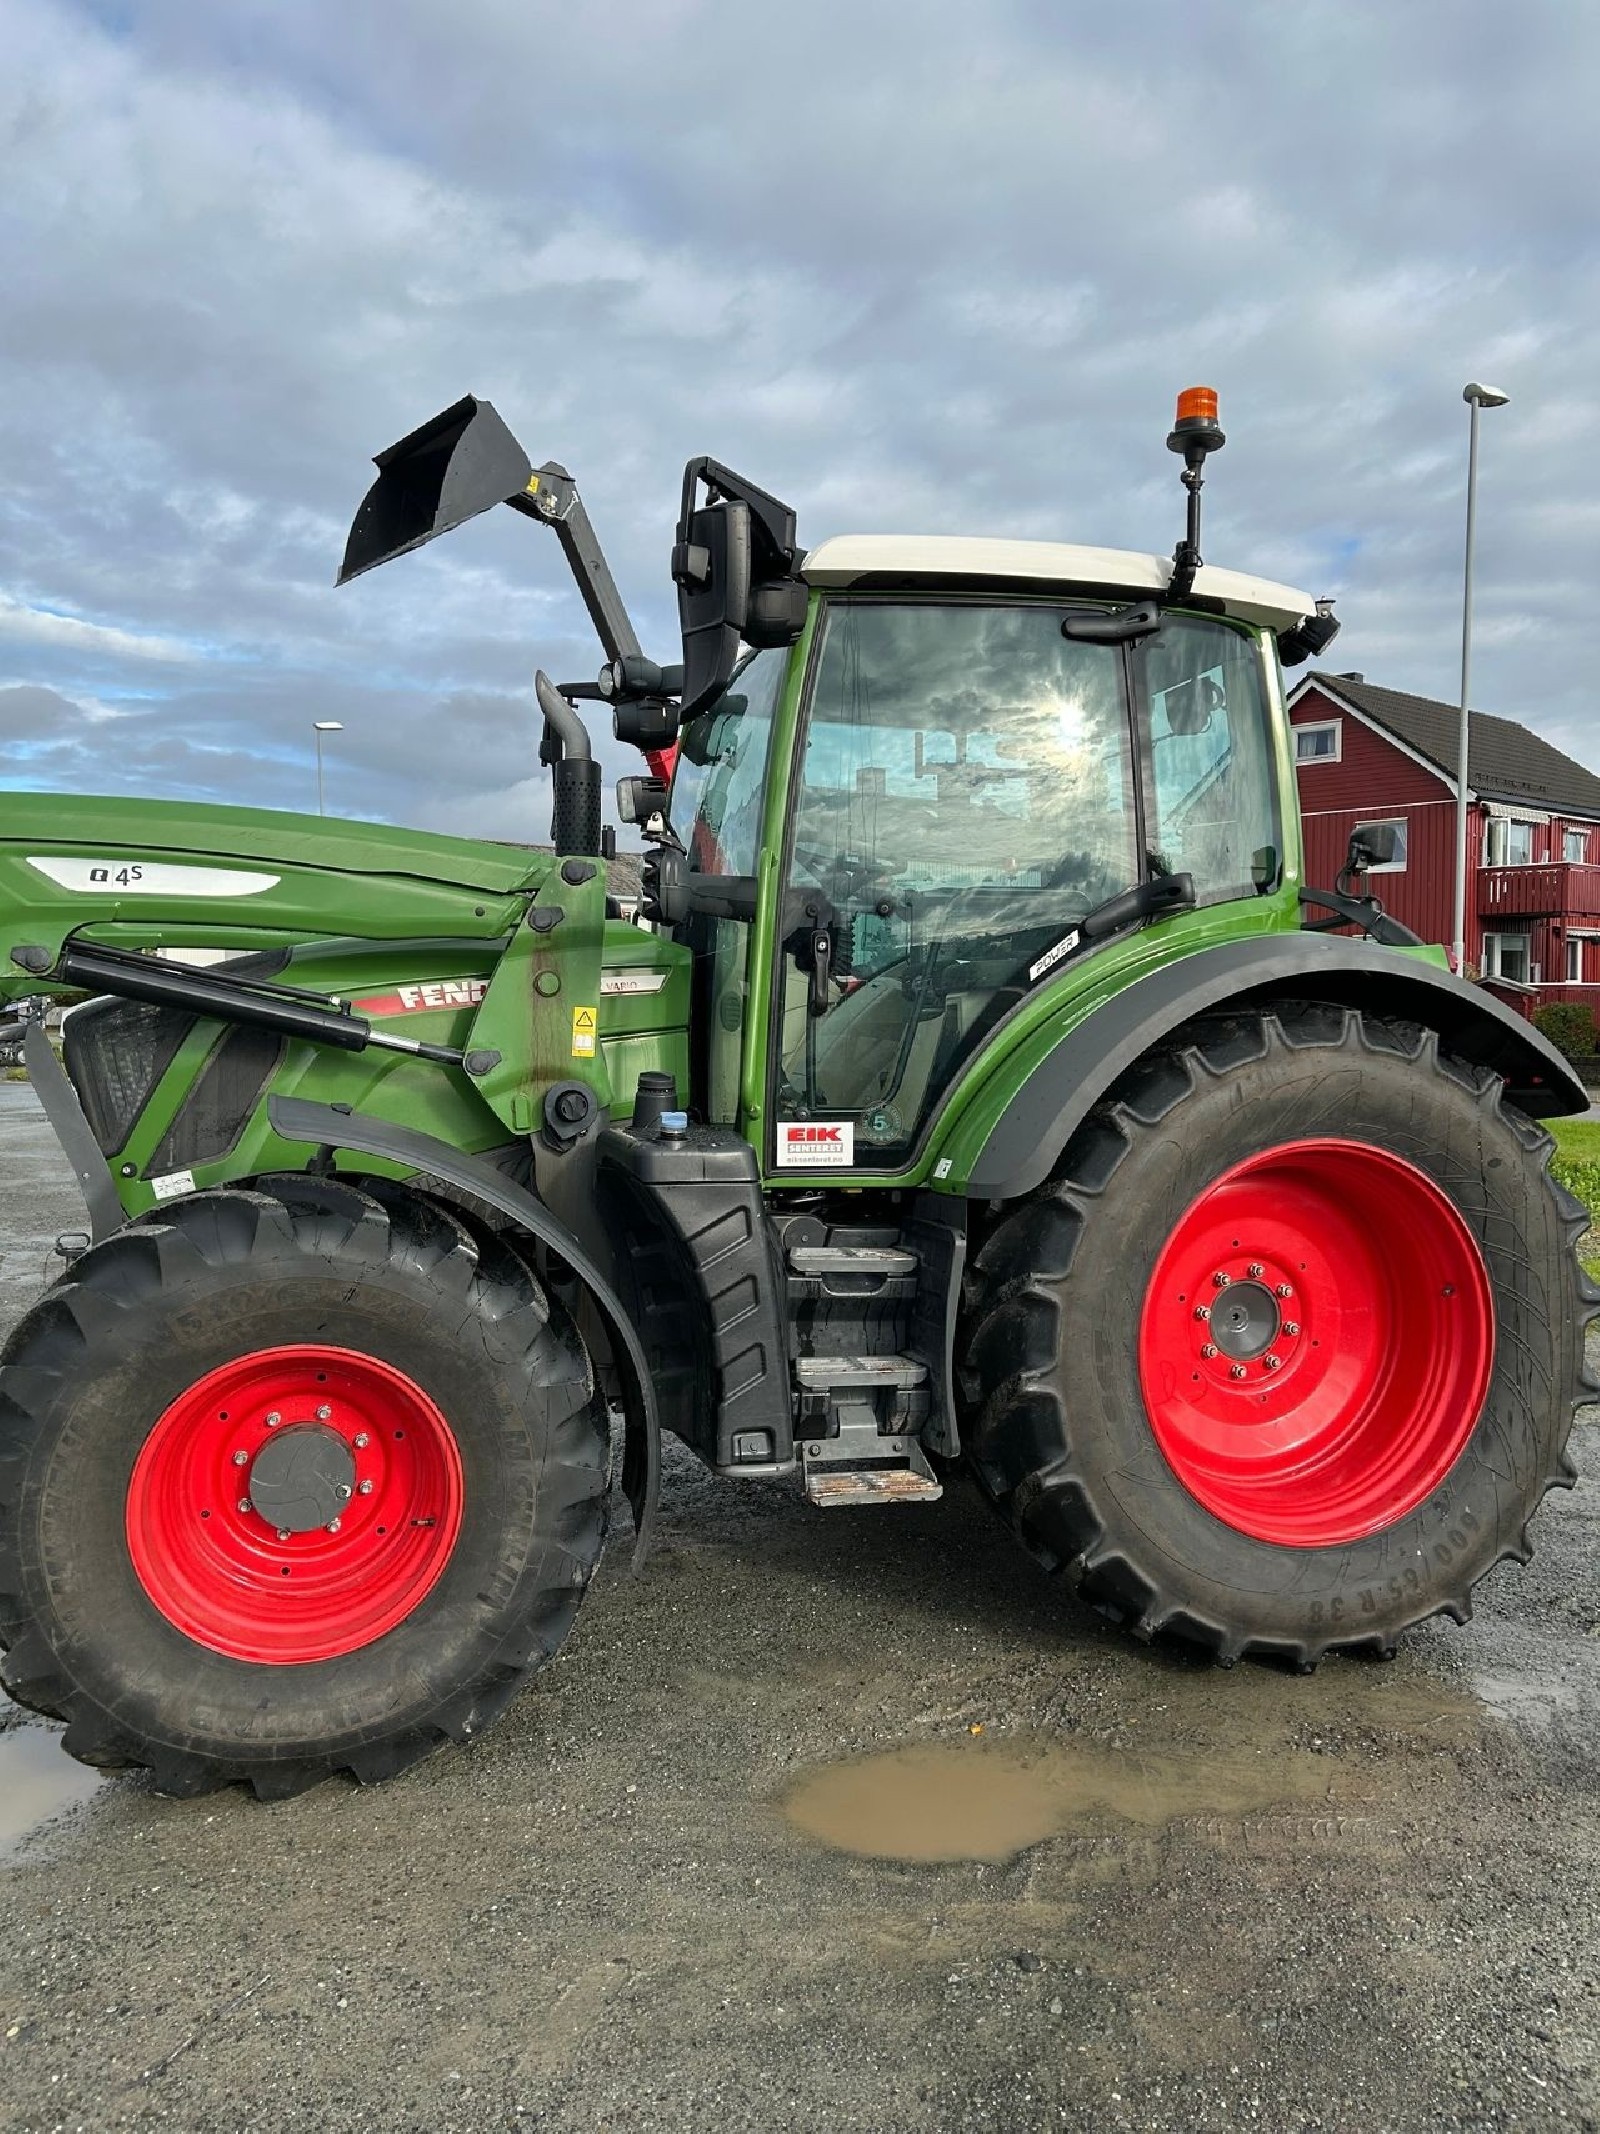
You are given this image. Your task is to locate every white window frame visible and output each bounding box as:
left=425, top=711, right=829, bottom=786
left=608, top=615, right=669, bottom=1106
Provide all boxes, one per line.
left=1353, top=816, right=1408, bottom=873
left=1565, top=828, right=1590, bottom=864
left=1568, top=936, right=1584, bottom=983
left=1482, top=931, right=1532, bottom=982
left=1484, top=817, right=1536, bottom=867
left=1294, top=719, right=1342, bottom=765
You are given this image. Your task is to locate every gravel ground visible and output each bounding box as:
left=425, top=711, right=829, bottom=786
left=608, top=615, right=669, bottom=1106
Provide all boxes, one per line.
left=2, top=1080, right=1599, bottom=2134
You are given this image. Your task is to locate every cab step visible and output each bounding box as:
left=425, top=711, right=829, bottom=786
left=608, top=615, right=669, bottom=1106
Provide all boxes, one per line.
left=794, top=1355, right=927, bottom=1392
left=797, top=1354, right=942, bottom=1507
left=787, top=1244, right=918, bottom=1280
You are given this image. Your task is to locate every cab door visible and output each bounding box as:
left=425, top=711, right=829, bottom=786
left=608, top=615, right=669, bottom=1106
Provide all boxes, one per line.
left=770, top=596, right=1141, bottom=1173
left=666, top=644, right=790, bottom=1123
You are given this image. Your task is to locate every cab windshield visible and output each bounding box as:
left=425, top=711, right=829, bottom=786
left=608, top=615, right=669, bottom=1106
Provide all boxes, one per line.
left=776, top=598, right=1277, bottom=1166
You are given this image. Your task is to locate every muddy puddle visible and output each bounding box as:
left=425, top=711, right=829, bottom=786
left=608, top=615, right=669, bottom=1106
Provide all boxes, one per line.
left=0, top=1720, right=105, bottom=1861
left=783, top=1734, right=1340, bottom=1863
left=781, top=1660, right=1508, bottom=1864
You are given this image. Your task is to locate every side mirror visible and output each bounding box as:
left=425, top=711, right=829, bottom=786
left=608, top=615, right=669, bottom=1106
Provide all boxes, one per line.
left=1346, top=823, right=1399, bottom=872
left=674, top=498, right=751, bottom=720
left=673, top=457, right=803, bottom=719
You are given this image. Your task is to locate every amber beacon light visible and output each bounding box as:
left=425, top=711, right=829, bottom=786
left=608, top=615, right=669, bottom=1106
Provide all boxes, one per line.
left=1165, top=386, right=1227, bottom=601
left=1174, top=385, right=1219, bottom=427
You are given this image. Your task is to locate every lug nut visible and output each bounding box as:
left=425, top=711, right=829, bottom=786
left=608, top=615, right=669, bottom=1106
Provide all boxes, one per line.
left=1263, top=1353, right=1282, bottom=1372
left=232, top=1451, right=248, bottom=1468
left=337, top=1484, right=353, bottom=1500
left=1275, top=1283, right=1293, bottom=1299
left=1192, top=1305, right=1210, bottom=1322
left=1200, top=1342, right=1218, bottom=1359
left=327, top=1517, right=342, bottom=1535
left=358, top=1479, right=374, bottom=1496
left=264, top=1411, right=281, bottom=1428
left=1212, top=1271, right=1231, bottom=1289
left=1229, top=1364, right=1246, bottom=1380
left=1247, top=1262, right=1265, bottom=1279
left=276, top=1528, right=291, bottom=1542
left=1283, top=1320, right=1300, bottom=1336
left=353, top=1432, right=370, bottom=1450
left=315, top=1404, right=332, bottom=1422
left=237, top=1497, right=252, bottom=1515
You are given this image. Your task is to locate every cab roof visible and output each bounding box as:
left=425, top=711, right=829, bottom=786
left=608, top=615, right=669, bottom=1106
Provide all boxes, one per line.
left=800, top=535, right=1317, bottom=633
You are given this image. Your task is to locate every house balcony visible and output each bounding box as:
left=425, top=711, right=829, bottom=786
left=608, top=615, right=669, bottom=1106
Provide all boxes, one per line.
left=1478, top=862, right=1600, bottom=920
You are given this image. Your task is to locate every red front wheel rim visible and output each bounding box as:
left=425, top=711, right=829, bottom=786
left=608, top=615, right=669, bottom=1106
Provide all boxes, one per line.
left=126, top=1345, right=465, bottom=1664
left=1138, top=1138, right=1495, bottom=1548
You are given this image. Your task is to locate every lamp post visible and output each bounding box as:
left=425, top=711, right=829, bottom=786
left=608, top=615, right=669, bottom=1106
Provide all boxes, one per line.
left=1452, top=382, right=1510, bottom=976
left=313, top=721, right=343, bottom=816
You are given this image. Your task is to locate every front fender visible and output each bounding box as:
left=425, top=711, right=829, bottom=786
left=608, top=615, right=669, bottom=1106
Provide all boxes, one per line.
left=966, top=934, right=1588, bottom=1202
left=268, top=1095, right=660, bottom=1565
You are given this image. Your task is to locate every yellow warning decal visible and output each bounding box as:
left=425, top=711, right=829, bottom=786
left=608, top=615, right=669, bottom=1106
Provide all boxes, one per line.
left=571, top=1004, right=597, bottom=1057
left=524, top=474, right=540, bottom=496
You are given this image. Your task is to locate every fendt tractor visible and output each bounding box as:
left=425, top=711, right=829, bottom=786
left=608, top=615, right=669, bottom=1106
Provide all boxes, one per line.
left=0, top=390, right=1591, bottom=1798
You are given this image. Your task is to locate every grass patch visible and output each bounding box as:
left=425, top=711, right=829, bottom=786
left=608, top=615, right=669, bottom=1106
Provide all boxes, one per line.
left=1548, top=1119, right=1600, bottom=1282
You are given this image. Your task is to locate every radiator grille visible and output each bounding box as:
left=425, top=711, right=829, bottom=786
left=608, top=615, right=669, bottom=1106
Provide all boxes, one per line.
left=63, top=998, right=195, bottom=1157
left=147, top=1025, right=285, bottom=1175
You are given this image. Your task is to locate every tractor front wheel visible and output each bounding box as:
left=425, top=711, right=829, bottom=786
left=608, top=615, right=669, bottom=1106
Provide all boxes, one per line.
left=961, top=1002, right=1593, bottom=1664
left=0, top=1180, right=609, bottom=1796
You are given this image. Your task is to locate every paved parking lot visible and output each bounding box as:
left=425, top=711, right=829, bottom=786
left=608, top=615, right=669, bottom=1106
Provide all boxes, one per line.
left=2, top=1079, right=1599, bottom=2133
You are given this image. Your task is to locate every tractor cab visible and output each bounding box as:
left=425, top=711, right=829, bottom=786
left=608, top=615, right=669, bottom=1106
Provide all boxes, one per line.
left=666, top=545, right=1305, bottom=1172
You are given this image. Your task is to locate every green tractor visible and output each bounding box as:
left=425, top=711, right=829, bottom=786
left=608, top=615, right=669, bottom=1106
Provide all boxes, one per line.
left=0, top=388, right=1590, bottom=1798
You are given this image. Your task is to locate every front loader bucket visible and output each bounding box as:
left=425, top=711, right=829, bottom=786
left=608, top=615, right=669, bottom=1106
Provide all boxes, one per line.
left=337, top=395, right=535, bottom=584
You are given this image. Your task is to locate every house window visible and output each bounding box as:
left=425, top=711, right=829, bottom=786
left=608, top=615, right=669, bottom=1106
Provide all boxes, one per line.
left=1482, top=932, right=1532, bottom=983
left=1295, top=720, right=1341, bottom=764
left=1484, top=817, right=1536, bottom=866
left=1353, top=817, right=1407, bottom=872
left=1565, top=829, right=1590, bottom=864
left=1568, top=936, right=1584, bottom=983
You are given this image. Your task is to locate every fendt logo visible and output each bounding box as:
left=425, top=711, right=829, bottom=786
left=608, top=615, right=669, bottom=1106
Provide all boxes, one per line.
left=776, top=1120, right=855, bottom=1168
left=352, top=977, right=489, bottom=1017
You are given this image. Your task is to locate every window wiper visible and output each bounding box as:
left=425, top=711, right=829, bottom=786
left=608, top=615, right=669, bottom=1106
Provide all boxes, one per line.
left=1060, top=601, right=1163, bottom=644
left=1078, top=870, right=1195, bottom=942
left=1026, top=872, right=1195, bottom=987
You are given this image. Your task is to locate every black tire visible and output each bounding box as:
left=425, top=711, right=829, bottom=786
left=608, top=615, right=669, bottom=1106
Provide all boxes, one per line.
left=0, top=1179, right=609, bottom=1797
left=960, top=1001, right=1595, bottom=1665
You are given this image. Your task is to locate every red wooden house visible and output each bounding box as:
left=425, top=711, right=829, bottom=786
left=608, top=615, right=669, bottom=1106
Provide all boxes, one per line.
left=1288, top=672, right=1600, bottom=1032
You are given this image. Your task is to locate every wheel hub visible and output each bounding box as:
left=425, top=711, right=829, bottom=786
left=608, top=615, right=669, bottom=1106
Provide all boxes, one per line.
left=1137, top=1138, right=1495, bottom=1548
left=246, top=1425, right=355, bottom=1535
left=1208, top=1279, right=1280, bottom=1361
left=125, top=1343, right=464, bottom=1664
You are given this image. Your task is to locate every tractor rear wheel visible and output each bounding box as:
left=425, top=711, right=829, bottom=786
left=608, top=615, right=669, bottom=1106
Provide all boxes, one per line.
left=0, top=1180, right=609, bottom=1796
left=961, top=1002, right=1593, bottom=1664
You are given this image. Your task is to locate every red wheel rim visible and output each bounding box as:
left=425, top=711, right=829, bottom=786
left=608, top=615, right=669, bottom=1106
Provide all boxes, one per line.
left=125, top=1345, right=465, bottom=1664
left=1138, top=1138, right=1494, bottom=1547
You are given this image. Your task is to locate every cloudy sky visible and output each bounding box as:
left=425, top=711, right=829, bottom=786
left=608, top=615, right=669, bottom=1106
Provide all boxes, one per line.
left=3, top=0, right=1596, bottom=842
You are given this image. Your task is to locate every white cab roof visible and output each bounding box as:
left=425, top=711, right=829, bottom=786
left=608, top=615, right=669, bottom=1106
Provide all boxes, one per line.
left=801, top=535, right=1316, bottom=632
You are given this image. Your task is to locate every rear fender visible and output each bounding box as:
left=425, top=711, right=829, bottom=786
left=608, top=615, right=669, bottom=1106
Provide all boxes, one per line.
left=965, top=935, right=1588, bottom=1202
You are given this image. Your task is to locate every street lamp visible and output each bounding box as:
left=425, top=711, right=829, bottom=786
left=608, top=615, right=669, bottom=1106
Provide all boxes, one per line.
left=313, top=721, right=343, bottom=816
left=1452, top=382, right=1511, bottom=975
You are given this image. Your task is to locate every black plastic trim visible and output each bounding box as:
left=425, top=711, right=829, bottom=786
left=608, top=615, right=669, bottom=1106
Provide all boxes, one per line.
left=969, top=935, right=1590, bottom=1200
left=267, top=1095, right=659, bottom=1563
left=597, top=1120, right=793, bottom=1470
left=905, top=1193, right=968, bottom=1457
left=25, top=1021, right=126, bottom=1244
